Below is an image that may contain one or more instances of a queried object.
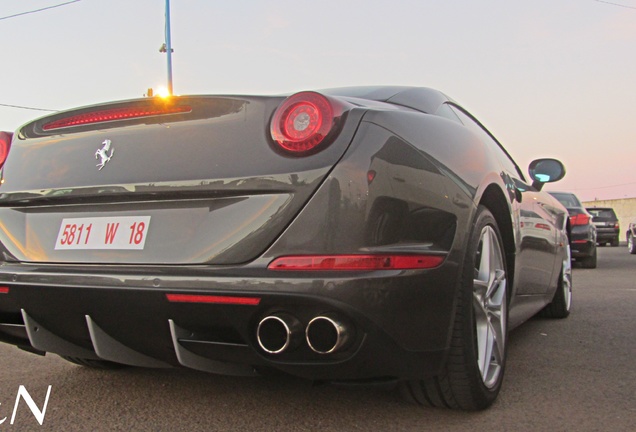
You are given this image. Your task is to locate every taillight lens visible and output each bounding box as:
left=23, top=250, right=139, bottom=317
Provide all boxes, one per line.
left=570, top=213, right=591, bottom=226
left=268, top=254, right=445, bottom=271
left=42, top=104, right=191, bottom=131
left=0, top=131, right=13, bottom=169
left=270, top=92, right=346, bottom=154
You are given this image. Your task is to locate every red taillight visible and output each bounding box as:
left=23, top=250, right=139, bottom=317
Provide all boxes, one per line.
left=42, top=105, right=192, bottom=131
left=270, top=92, right=346, bottom=154
left=268, top=254, right=445, bottom=271
left=570, top=214, right=591, bottom=226
left=0, top=286, right=9, bottom=294
left=0, top=131, right=13, bottom=169
left=165, top=294, right=261, bottom=305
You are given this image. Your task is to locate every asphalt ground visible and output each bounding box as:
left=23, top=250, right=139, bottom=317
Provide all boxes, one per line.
left=0, top=246, right=634, bottom=431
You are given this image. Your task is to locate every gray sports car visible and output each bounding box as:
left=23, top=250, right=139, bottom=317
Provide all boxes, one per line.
left=0, top=86, right=571, bottom=410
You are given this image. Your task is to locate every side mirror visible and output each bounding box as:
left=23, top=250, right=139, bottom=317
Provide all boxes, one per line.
left=528, top=158, right=566, bottom=191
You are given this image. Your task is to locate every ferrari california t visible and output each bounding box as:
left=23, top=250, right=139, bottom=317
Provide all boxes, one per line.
left=0, top=86, right=571, bottom=410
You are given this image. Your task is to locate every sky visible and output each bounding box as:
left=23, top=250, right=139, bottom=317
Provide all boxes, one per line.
left=1, top=0, right=634, bottom=201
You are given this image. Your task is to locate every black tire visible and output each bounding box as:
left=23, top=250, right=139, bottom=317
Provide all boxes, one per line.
left=539, top=247, right=572, bottom=319
left=400, top=206, right=508, bottom=410
left=628, top=233, right=636, bottom=255
left=581, top=246, right=597, bottom=269
left=60, top=355, right=125, bottom=370
left=611, top=237, right=619, bottom=247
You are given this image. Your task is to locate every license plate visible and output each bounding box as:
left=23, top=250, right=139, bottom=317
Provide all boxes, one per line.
left=54, top=216, right=151, bottom=250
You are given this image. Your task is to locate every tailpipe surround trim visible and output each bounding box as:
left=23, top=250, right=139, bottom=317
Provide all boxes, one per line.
left=256, top=313, right=302, bottom=354
left=306, top=315, right=351, bottom=354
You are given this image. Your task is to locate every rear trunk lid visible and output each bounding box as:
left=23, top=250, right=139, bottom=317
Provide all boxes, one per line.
left=0, top=95, right=362, bottom=265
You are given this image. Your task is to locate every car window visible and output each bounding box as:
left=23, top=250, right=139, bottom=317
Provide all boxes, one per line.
left=448, top=105, right=525, bottom=181
left=586, top=209, right=617, bottom=219
left=549, top=192, right=582, bottom=208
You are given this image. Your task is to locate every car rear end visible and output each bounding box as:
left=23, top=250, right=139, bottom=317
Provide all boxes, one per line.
left=586, top=207, right=620, bottom=246
left=549, top=192, right=597, bottom=267
left=0, top=91, right=459, bottom=380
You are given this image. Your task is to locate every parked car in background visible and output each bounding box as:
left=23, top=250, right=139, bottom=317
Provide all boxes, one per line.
left=586, top=207, right=620, bottom=246
left=627, top=220, right=636, bottom=254
left=549, top=192, right=597, bottom=268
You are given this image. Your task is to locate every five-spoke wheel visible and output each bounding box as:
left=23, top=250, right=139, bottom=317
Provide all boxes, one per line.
left=473, top=225, right=507, bottom=389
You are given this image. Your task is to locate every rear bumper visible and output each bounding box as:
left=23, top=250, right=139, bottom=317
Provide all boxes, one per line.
left=595, top=228, right=619, bottom=243
left=0, top=262, right=457, bottom=381
left=570, top=225, right=596, bottom=258
left=570, top=240, right=595, bottom=258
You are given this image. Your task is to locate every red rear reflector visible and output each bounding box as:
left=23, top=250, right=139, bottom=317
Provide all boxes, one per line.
left=367, top=170, right=376, bottom=184
left=166, top=294, right=261, bottom=305
left=570, top=214, right=590, bottom=226
left=0, top=131, right=13, bottom=169
left=42, top=105, right=192, bottom=130
left=0, top=287, right=9, bottom=294
left=268, top=254, right=445, bottom=271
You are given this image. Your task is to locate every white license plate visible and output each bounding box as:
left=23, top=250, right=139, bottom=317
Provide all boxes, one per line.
left=54, top=216, right=151, bottom=250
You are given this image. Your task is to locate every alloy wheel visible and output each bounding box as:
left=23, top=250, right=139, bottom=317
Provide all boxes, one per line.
left=473, top=225, right=507, bottom=389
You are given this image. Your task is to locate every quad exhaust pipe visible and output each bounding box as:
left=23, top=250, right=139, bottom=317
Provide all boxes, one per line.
left=256, top=313, right=303, bottom=354
left=257, top=313, right=351, bottom=355
left=305, top=315, right=351, bottom=355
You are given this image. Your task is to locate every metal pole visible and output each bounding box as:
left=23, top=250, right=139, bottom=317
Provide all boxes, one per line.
left=165, top=0, right=174, bottom=95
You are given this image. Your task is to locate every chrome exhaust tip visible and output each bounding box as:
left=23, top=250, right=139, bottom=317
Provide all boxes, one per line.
left=256, top=314, right=302, bottom=354
left=306, top=315, right=351, bottom=354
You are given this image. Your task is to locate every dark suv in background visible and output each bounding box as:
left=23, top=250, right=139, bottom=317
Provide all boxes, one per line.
left=549, top=191, right=597, bottom=268
left=586, top=207, right=620, bottom=247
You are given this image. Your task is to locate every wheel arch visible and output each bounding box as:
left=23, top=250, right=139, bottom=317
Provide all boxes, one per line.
left=477, top=184, right=515, bottom=295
